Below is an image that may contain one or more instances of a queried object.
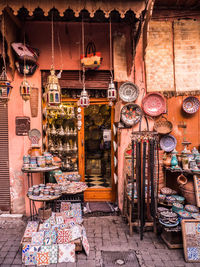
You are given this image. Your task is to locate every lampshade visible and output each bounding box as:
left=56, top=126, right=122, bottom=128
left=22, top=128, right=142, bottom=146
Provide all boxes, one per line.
left=20, top=78, right=31, bottom=101
left=79, top=88, right=90, bottom=108
left=46, top=68, right=61, bottom=106
left=0, top=68, right=13, bottom=103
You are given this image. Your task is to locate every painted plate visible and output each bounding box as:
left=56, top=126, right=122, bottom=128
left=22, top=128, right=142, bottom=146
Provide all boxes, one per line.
left=160, top=134, right=177, bottom=152
left=119, top=82, right=139, bottom=103
left=114, top=173, right=118, bottom=184
left=113, top=141, right=117, bottom=152
left=114, top=156, right=118, bottom=167
left=182, top=96, right=200, bottom=114
left=185, top=204, right=199, bottom=213
left=177, top=210, right=192, bottom=219
left=159, top=219, right=179, bottom=228
left=120, top=103, right=142, bottom=127
left=142, top=92, right=166, bottom=117
left=113, top=124, right=117, bottom=136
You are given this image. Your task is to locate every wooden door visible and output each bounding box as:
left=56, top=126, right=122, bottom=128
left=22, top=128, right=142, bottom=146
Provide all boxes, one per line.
left=79, top=100, right=116, bottom=202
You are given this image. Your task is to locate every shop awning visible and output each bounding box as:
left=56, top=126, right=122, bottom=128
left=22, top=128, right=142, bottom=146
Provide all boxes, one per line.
left=0, top=0, right=145, bottom=18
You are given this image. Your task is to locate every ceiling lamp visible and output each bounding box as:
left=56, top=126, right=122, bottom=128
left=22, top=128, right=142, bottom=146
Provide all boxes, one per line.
left=107, top=18, right=117, bottom=105
left=46, top=13, right=61, bottom=106
left=0, top=13, right=13, bottom=104
left=46, top=68, right=61, bottom=106
left=20, top=78, right=31, bottom=101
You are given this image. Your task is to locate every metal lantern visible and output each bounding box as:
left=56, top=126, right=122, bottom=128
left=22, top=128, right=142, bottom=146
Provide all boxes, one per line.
left=0, top=68, right=13, bottom=104
left=46, top=68, right=61, bottom=106
left=107, top=77, right=117, bottom=103
left=79, top=87, right=90, bottom=108
left=20, top=78, right=31, bottom=101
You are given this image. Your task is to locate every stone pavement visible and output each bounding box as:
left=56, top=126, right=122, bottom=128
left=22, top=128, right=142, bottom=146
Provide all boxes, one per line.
left=0, top=215, right=199, bottom=267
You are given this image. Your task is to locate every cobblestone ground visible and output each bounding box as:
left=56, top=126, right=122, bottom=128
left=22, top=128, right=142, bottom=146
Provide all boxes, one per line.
left=0, top=215, right=199, bottom=267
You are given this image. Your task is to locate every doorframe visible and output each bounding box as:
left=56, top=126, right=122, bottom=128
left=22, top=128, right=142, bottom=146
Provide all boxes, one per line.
left=60, top=97, right=116, bottom=202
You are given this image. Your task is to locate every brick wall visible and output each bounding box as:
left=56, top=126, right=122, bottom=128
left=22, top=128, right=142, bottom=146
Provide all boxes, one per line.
left=145, top=21, right=174, bottom=92
left=145, top=19, right=200, bottom=92
left=174, top=20, right=200, bottom=92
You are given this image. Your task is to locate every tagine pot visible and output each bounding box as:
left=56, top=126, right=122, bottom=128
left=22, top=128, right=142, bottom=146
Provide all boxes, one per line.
left=28, top=147, right=42, bottom=157
left=163, top=153, right=171, bottom=167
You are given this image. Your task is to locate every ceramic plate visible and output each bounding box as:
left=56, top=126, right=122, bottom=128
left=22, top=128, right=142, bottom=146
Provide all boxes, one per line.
left=142, top=92, right=166, bottom=117
left=119, top=82, right=139, bottom=103
left=185, top=204, right=199, bottom=213
left=114, top=156, right=118, bottom=167
left=114, top=173, right=118, bottom=184
left=28, top=128, right=41, bottom=139
left=113, top=141, right=117, bottom=152
left=159, top=219, right=179, bottom=228
left=120, top=103, right=142, bottom=127
left=160, top=134, right=177, bottom=152
left=113, top=124, right=117, bottom=136
left=182, top=96, right=200, bottom=114
left=177, top=210, right=192, bottom=218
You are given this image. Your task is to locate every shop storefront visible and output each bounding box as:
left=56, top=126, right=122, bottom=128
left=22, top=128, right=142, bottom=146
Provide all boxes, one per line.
left=0, top=0, right=149, bottom=214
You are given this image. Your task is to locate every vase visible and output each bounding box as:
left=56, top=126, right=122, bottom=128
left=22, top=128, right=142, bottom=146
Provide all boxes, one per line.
left=171, top=154, right=178, bottom=168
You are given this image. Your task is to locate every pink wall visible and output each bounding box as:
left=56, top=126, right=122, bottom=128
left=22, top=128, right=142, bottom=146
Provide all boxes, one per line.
left=8, top=21, right=138, bottom=214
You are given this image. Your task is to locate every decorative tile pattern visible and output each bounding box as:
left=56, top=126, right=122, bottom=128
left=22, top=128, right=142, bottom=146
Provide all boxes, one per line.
left=50, top=244, right=58, bottom=264
left=71, top=203, right=83, bottom=224
left=58, top=243, right=75, bottom=263
left=37, top=251, right=49, bottom=266
left=22, top=243, right=31, bottom=263
left=29, top=245, right=41, bottom=253
left=24, top=251, right=37, bottom=265
left=56, top=216, right=64, bottom=225
left=51, top=229, right=57, bottom=244
left=82, top=226, right=90, bottom=256
left=71, top=225, right=82, bottom=240
left=57, top=229, right=72, bottom=244
left=44, top=230, right=51, bottom=245
left=64, top=218, right=77, bottom=228
left=60, top=202, right=71, bottom=212
left=187, top=247, right=199, bottom=261
left=31, top=232, right=44, bottom=246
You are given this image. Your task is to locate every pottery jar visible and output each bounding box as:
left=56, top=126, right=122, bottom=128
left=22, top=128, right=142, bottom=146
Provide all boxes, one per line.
left=30, top=156, right=37, bottom=165
left=171, top=154, right=178, bottom=168
left=37, top=156, right=46, bottom=168
left=182, top=154, right=189, bottom=170
left=44, top=189, right=49, bottom=195
left=45, top=153, right=53, bottom=166
left=34, top=190, right=39, bottom=196
left=23, top=155, right=30, bottom=164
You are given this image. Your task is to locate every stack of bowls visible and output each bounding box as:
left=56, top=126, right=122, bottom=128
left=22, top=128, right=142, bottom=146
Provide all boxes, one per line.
left=159, top=210, right=179, bottom=227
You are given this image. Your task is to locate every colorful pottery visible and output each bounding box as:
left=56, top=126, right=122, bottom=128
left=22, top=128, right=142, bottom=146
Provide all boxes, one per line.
left=185, top=204, right=199, bottom=213
left=177, top=210, right=192, bottom=219
left=171, top=195, right=185, bottom=204
left=182, top=96, right=200, bottom=114
left=142, top=92, right=166, bottom=117
left=119, top=82, right=139, bottom=103
left=160, top=134, right=177, bottom=152
left=160, top=187, right=173, bottom=195
left=159, top=219, right=179, bottom=228
left=172, top=202, right=184, bottom=213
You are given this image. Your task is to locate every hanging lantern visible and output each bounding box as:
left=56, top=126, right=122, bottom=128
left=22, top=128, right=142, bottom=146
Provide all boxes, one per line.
left=107, top=77, right=117, bottom=104
left=20, top=78, right=31, bottom=101
left=79, top=87, right=90, bottom=108
left=46, top=68, right=61, bottom=106
left=0, top=68, right=13, bottom=104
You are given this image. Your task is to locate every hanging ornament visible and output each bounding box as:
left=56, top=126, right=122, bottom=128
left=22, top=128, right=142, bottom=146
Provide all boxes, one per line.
left=20, top=78, right=31, bottom=101
left=46, top=13, right=61, bottom=106
left=107, top=77, right=117, bottom=105
left=0, top=13, right=13, bottom=104
left=79, top=18, right=90, bottom=108
left=107, top=18, right=116, bottom=105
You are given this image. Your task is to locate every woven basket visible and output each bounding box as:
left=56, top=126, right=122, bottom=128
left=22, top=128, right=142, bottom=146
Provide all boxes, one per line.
left=154, top=116, right=173, bottom=135
left=38, top=207, right=52, bottom=221
left=30, top=87, right=39, bottom=117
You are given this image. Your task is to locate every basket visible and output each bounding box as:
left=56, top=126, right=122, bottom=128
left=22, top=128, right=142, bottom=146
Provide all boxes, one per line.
left=30, top=87, right=39, bottom=117
left=154, top=116, right=173, bottom=135
left=38, top=207, right=52, bottom=221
